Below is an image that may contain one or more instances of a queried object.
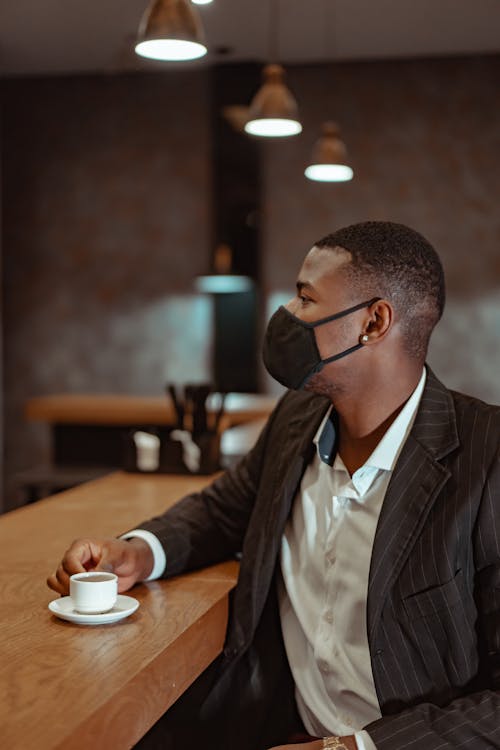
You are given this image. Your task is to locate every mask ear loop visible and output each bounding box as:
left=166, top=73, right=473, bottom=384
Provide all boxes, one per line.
left=294, top=298, right=382, bottom=388
left=301, top=338, right=366, bottom=386
left=320, top=342, right=365, bottom=367
left=312, top=300, right=381, bottom=368
left=306, top=296, right=382, bottom=329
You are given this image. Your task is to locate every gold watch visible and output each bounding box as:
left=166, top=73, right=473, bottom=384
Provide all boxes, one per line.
left=322, top=737, right=349, bottom=750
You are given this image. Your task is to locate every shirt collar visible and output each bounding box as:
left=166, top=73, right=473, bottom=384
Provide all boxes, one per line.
left=314, top=368, right=426, bottom=472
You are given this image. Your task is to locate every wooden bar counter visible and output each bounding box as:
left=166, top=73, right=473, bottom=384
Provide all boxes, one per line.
left=0, top=471, right=239, bottom=750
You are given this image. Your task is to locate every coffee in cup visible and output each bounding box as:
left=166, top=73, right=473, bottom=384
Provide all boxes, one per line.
left=69, top=572, right=118, bottom=614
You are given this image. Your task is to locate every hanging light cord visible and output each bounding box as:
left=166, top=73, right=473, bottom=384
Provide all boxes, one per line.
left=323, top=0, right=337, bottom=62
left=269, top=0, right=279, bottom=63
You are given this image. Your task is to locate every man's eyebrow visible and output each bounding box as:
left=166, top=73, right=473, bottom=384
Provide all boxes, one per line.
left=296, top=280, right=316, bottom=294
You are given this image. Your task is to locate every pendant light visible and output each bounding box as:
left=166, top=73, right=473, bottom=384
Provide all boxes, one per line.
left=244, top=0, right=302, bottom=138
left=195, top=244, right=253, bottom=294
left=244, top=64, right=302, bottom=137
left=191, top=0, right=213, bottom=4
left=304, top=122, right=353, bottom=182
left=135, top=0, right=207, bottom=61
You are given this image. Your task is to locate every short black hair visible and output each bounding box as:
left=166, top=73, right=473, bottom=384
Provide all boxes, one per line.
left=315, top=221, right=445, bottom=360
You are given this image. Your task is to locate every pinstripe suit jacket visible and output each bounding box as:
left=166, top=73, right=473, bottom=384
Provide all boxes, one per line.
left=141, top=367, right=500, bottom=749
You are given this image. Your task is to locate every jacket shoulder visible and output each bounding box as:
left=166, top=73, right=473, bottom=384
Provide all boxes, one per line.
left=423, top=367, right=500, bottom=447
left=450, top=388, right=500, bottom=430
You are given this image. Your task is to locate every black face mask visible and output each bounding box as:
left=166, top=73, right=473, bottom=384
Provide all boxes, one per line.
left=262, top=297, right=380, bottom=390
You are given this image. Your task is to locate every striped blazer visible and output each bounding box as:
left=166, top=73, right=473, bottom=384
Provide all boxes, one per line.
left=141, top=367, right=500, bottom=749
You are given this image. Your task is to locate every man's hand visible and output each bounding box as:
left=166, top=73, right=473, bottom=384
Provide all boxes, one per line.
left=268, top=737, right=357, bottom=750
left=46, top=537, right=154, bottom=595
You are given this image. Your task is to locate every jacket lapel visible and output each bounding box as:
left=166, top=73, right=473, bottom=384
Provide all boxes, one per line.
left=367, top=368, right=460, bottom=642
left=230, top=393, right=328, bottom=652
left=259, top=392, right=329, bottom=576
left=266, top=400, right=325, bottom=535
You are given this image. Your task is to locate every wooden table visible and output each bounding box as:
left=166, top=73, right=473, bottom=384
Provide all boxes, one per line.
left=0, top=472, right=239, bottom=750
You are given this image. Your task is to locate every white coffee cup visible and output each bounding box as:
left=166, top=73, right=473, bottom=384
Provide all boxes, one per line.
left=69, top=572, right=118, bottom=614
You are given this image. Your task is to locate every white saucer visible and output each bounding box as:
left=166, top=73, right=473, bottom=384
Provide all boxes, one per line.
left=48, top=594, right=140, bottom=625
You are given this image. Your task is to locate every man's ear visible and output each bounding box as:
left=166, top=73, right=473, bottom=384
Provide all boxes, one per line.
left=362, top=299, right=393, bottom=342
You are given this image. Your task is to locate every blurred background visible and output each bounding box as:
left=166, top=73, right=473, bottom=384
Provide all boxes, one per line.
left=1, top=0, right=499, bottom=512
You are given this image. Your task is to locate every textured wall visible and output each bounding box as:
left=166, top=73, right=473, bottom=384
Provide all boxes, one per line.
left=261, top=56, right=500, bottom=401
left=2, top=72, right=212, bottom=509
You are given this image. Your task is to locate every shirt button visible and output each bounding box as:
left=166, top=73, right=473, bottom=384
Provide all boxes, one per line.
left=326, top=552, right=336, bottom=566
left=324, top=610, right=334, bottom=624
left=318, top=659, right=330, bottom=673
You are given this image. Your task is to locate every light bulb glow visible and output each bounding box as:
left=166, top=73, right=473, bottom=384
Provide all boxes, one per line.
left=135, top=39, right=207, bottom=61
left=244, top=118, right=302, bottom=137
left=304, top=164, right=354, bottom=182
left=191, top=0, right=213, bottom=4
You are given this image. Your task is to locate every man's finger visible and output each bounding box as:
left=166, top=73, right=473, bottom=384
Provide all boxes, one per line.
left=63, top=539, right=99, bottom=573
left=53, top=563, right=72, bottom=593
left=46, top=573, right=65, bottom=594
left=93, top=539, right=125, bottom=575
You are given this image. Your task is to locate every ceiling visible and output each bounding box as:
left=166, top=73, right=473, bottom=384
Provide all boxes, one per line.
left=1, top=0, right=499, bottom=78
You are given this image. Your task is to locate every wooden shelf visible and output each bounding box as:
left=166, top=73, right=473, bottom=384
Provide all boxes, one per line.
left=25, top=392, right=277, bottom=427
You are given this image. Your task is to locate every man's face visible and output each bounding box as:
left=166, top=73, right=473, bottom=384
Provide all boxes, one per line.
left=285, top=245, right=368, bottom=397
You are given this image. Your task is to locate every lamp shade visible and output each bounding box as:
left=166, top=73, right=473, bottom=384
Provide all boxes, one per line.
left=195, top=244, right=253, bottom=294
left=135, top=0, right=207, bottom=61
left=244, top=64, right=302, bottom=138
left=305, top=122, right=353, bottom=182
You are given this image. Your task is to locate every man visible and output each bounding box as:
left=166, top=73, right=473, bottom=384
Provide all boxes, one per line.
left=48, top=221, right=500, bottom=750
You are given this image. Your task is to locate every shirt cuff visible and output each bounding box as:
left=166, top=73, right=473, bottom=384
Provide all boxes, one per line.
left=120, top=529, right=167, bottom=581
left=355, top=730, right=377, bottom=750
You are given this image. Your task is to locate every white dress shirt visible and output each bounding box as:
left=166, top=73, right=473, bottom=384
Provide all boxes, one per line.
left=126, top=369, right=426, bottom=750
left=279, top=369, right=426, bottom=750
left=120, top=528, right=166, bottom=580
